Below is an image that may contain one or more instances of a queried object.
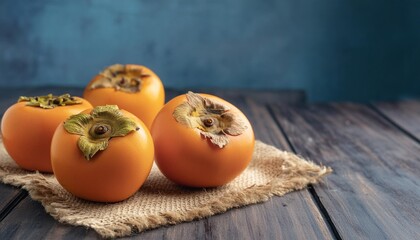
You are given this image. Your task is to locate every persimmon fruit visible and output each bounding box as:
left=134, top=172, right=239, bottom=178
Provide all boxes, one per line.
left=151, top=91, right=255, bottom=187
left=50, top=105, right=154, bottom=202
left=1, top=94, right=92, bottom=173
left=83, top=64, right=165, bottom=130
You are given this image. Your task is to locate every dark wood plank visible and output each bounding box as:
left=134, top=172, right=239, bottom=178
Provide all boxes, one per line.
left=270, top=103, right=420, bottom=239
left=0, top=89, right=333, bottom=239
left=0, top=188, right=26, bottom=221
left=188, top=88, right=306, bottom=105
left=0, top=199, right=98, bottom=240
left=372, top=99, right=420, bottom=141
left=0, top=112, right=25, bottom=217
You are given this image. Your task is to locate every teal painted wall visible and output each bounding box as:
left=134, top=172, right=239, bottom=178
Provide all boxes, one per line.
left=0, top=0, right=419, bottom=102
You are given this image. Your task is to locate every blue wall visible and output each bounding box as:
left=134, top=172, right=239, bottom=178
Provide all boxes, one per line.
left=0, top=0, right=419, bottom=102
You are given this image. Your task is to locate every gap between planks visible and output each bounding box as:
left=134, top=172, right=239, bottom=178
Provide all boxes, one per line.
left=367, top=103, right=420, bottom=145
left=0, top=190, right=28, bottom=222
left=266, top=104, right=343, bottom=240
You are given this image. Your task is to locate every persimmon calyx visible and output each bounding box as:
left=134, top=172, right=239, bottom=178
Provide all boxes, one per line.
left=18, top=94, right=82, bottom=109
left=89, top=64, right=150, bottom=93
left=64, top=105, right=139, bottom=160
left=173, top=91, right=247, bottom=148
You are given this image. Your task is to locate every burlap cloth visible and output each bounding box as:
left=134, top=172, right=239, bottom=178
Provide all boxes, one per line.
left=0, top=138, right=332, bottom=238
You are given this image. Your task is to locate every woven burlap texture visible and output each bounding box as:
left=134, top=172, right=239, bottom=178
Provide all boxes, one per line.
left=0, top=139, right=331, bottom=238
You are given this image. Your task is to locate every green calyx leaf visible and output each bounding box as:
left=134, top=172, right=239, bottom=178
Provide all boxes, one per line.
left=63, top=105, right=138, bottom=160
left=18, top=93, right=82, bottom=109
left=78, top=136, right=109, bottom=160
left=64, top=113, right=92, bottom=135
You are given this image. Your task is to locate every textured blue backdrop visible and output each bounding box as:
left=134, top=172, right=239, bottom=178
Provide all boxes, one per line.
left=0, top=0, right=419, bottom=102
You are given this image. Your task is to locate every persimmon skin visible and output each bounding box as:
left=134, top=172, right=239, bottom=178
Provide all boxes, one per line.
left=51, top=109, right=154, bottom=203
left=151, top=93, right=255, bottom=188
left=83, top=65, right=165, bottom=130
left=1, top=98, right=92, bottom=173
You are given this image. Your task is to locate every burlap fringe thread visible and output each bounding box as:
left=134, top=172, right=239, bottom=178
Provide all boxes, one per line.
left=0, top=140, right=332, bottom=238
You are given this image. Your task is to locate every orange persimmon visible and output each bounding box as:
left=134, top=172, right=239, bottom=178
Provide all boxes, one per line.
left=1, top=94, right=92, bottom=173
left=83, top=64, right=165, bottom=130
left=50, top=105, right=154, bottom=202
left=151, top=91, right=255, bottom=187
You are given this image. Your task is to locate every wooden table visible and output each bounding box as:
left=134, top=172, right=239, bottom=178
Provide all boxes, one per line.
left=0, top=87, right=419, bottom=239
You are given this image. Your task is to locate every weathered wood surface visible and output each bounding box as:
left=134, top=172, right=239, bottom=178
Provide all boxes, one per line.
left=271, top=103, right=420, bottom=240
left=1, top=87, right=419, bottom=239
left=0, top=188, right=25, bottom=222
left=372, top=100, right=420, bottom=141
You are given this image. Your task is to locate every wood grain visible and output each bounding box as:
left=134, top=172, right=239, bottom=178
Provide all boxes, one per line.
left=0, top=124, right=27, bottom=218
left=270, top=103, right=420, bottom=239
left=372, top=100, right=420, bottom=141
left=0, top=188, right=26, bottom=221
left=188, top=88, right=306, bottom=105
left=0, top=199, right=98, bottom=239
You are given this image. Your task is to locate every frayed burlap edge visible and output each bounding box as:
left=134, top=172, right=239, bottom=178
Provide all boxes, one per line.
left=0, top=141, right=332, bottom=238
